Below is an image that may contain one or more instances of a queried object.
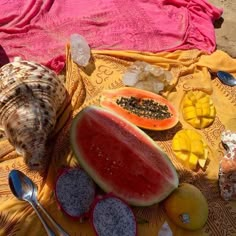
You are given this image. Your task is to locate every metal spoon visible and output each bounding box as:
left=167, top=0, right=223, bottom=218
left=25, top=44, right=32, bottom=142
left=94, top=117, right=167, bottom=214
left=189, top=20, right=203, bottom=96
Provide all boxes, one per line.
left=216, top=71, right=236, bottom=86
left=8, top=169, right=69, bottom=236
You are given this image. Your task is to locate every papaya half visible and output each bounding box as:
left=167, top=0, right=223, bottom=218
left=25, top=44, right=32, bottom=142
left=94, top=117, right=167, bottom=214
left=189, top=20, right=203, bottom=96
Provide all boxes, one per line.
left=100, top=87, right=179, bottom=131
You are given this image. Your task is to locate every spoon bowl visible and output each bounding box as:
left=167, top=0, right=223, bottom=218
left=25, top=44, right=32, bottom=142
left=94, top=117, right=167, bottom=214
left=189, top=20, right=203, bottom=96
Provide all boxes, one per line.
left=9, top=169, right=34, bottom=201
left=9, top=169, right=68, bottom=236
left=216, top=71, right=236, bottom=87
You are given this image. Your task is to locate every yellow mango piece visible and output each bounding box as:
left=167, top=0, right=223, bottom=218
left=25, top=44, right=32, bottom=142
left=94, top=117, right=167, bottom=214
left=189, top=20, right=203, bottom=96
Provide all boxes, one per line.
left=209, top=106, right=216, bottom=117
left=189, top=153, right=198, bottom=170
left=201, top=103, right=211, bottom=109
left=173, top=132, right=190, bottom=152
left=182, top=91, right=216, bottom=129
left=188, top=118, right=201, bottom=128
left=198, top=96, right=210, bottom=104
left=198, top=159, right=207, bottom=169
left=172, top=129, right=209, bottom=171
left=183, top=106, right=195, bottom=113
left=172, top=138, right=181, bottom=151
left=200, top=117, right=212, bottom=128
left=195, top=91, right=206, bottom=100
left=191, top=140, right=204, bottom=157
left=195, top=102, right=202, bottom=109
left=201, top=107, right=209, bottom=116
left=183, top=97, right=193, bottom=107
left=187, top=92, right=197, bottom=104
left=191, top=139, right=203, bottom=149
left=203, top=148, right=208, bottom=159
left=186, top=129, right=201, bottom=140
left=183, top=110, right=197, bottom=120
left=175, top=151, right=189, bottom=162
left=196, top=108, right=202, bottom=116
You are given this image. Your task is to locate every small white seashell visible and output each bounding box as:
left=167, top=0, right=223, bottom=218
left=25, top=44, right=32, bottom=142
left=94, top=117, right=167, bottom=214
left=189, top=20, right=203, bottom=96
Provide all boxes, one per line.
left=13, top=57, right=22, bottom=62
left=0, top=60, right=67, bottom=169
left=158, top=221, right=173, bottom=236
left=122, top=70, right=140, bottom=86
left=122, top=61, right=173, bottom=94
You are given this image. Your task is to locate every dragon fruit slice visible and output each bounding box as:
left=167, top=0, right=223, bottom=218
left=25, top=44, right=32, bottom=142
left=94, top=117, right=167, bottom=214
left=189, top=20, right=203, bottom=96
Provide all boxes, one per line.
left=55, top=168, right=96, bottom=218
left=91, top=195, right=137, bottom=236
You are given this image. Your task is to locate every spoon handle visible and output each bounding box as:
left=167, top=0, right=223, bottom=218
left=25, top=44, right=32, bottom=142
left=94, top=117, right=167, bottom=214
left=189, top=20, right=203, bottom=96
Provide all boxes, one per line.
left=30, top=202, right=56, bottom=236
left=37, top=202, right=69, bottom=236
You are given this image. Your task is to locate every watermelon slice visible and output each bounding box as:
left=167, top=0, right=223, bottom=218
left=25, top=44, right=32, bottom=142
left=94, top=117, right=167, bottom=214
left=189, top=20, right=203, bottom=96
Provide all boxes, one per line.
left=70, top=106, right=179, bottom=206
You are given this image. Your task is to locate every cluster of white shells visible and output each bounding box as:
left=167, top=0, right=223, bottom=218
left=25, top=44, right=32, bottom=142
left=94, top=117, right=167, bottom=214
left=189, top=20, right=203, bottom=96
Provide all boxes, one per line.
left=122, top=61, right=173, bottom=94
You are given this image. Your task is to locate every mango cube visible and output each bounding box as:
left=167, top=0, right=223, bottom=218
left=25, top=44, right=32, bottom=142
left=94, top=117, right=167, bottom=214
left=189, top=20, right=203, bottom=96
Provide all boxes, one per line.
left=201, top=107, right=209, bottom=117
left=198, top=159, right=207, bottom=169
left=177, top=152, right=189, bottom=162
left=198, top=96, right=210, bottom=104
left=209, top=106, right=216, bottom=117
left=191, top=140, right=204, bottom=157
left=196, top=108, right=202, bottom=116
left=183, top=98, right=193, bottom=107
left=189, top=153, right=198, bottom=170
left=189, top=118, right=201, bottom=128
left=186, top=129, right=202, bottom=139
left=195, top=91, right=206, bottom=100
left=201, top=118, right=212, bottom=128
left=183, top=110, right=197, bottom=120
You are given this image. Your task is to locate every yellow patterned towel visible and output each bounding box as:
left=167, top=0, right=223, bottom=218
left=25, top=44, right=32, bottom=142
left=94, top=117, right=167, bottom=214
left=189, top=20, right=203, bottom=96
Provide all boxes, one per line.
left=0, top=46, right=235, bottom=236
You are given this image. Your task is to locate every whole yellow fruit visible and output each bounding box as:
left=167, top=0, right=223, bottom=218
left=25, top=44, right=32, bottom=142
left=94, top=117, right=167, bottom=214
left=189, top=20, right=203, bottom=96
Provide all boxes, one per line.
left=163, top=183, right=208, bottom=231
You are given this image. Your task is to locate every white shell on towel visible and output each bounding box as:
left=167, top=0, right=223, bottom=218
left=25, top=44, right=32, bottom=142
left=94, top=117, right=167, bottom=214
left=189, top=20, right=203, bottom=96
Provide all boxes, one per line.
left=0, top=60, right=67, bottom=169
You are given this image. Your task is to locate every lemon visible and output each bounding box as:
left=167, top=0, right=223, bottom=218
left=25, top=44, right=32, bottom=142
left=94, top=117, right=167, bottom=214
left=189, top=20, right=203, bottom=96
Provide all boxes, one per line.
left=163, top=183, right=208, bottom=231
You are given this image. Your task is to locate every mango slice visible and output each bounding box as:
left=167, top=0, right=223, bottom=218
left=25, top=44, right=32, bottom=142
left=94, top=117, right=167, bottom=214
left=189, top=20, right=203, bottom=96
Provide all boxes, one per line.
left=172, top=129, right=209, bottom=170
left=182, top=91, right=216, bottom=128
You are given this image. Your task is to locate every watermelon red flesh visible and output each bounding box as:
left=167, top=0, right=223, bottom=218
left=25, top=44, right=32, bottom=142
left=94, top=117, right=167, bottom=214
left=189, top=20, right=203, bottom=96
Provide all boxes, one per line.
left=71, top=106, right=179, bottom=206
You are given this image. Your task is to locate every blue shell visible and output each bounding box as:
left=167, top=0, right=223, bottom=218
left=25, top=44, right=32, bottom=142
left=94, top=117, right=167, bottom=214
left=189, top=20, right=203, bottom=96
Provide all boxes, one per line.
left=216, top=71, right=236, bottom=87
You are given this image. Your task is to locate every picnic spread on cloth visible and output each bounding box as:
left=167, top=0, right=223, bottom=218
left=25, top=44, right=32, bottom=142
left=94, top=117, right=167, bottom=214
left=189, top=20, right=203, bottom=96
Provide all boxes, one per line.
left=0, top=45, right=235, bottom=235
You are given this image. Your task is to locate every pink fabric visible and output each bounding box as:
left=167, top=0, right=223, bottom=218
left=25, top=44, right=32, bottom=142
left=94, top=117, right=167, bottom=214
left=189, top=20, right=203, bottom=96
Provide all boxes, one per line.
left=0, top=0, right=222, bottom=73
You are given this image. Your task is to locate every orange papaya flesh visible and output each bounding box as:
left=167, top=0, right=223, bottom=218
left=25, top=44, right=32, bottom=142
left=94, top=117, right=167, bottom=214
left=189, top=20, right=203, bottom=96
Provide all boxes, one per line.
left=71, top=106, right=179, bottom=206
left=100, top=87, right=179, bottom=131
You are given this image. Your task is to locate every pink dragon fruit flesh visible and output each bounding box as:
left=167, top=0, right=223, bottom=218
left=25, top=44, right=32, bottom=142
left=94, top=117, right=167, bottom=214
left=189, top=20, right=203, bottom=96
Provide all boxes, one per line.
left=91, top=195, right=137, bottom=236
left=55, top=167, right=96, bottom=218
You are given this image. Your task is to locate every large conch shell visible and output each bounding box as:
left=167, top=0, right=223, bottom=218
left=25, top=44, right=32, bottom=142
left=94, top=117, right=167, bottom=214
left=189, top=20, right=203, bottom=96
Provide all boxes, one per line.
left=0, top=59, right=67, bottom=169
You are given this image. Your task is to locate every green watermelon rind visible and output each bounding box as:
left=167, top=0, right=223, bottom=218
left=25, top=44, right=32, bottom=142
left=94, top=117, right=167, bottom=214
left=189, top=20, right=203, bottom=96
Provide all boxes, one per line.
left=70, top=105, right=179, bottom=206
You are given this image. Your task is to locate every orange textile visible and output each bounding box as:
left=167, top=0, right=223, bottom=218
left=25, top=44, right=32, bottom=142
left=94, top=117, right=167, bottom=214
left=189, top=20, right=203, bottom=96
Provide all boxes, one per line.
left=0, top=46, right=235, bottom=235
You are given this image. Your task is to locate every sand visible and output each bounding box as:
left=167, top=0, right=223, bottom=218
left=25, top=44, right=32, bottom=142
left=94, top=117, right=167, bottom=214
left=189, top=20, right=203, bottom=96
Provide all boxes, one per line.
left=209, top=0, right=236, bottom=57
